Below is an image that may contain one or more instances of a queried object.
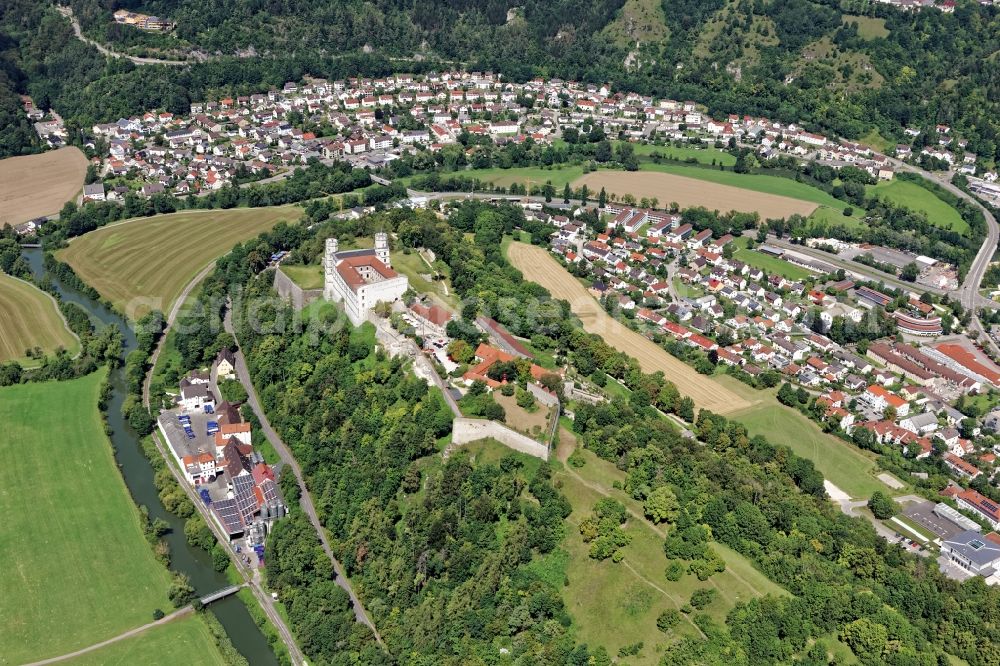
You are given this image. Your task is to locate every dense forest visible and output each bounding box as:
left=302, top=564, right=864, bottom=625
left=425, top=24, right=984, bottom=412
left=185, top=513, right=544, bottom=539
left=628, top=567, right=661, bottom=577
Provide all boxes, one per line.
left=0, top=1, right=998, bottom=162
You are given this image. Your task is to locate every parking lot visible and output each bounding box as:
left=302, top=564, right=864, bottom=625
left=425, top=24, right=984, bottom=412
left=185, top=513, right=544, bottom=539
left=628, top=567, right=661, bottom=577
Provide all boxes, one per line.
left=903, top=500, right=961, bottom=540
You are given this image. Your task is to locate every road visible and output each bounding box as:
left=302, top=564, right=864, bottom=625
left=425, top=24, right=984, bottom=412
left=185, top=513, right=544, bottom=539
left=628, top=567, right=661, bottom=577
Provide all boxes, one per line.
left=57, top=7, right=192, bottom=66
left=887, top=158, right=1000, bottom=355
left=223, top=307, right=387, bottom=649
left=22, top=606, right=195, bottom=666
left=142, top=261, right=217, bottom=407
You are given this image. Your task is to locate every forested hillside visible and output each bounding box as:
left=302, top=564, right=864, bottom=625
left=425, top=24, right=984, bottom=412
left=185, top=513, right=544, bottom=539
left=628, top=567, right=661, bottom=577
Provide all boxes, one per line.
left=0, top=1, right=997, bottom=161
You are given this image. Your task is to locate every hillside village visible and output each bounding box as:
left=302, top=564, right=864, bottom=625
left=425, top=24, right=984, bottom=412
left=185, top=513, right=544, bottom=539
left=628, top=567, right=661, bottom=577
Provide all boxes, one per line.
left=21, top=70, right=998, bottom=208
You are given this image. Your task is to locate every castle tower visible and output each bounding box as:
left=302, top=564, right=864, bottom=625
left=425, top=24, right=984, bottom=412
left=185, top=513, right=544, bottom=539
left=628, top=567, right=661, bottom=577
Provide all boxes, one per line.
left=323, top=238, right=339, bottom=301
left=374, top=232, right=390, bottom=268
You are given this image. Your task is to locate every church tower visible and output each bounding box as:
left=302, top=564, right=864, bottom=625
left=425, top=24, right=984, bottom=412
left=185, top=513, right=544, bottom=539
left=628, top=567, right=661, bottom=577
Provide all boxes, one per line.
left=374, top=232, right=390, bottom=268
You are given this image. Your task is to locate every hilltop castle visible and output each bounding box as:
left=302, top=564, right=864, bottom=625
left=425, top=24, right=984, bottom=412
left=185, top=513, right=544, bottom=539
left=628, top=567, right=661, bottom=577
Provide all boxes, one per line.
left=323, top=232, right=408, bottom=325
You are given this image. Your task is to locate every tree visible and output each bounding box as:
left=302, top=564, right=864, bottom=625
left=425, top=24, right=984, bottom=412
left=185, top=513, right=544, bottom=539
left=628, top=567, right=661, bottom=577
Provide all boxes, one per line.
left=868, top=491, right=899, bottom=519
left=447, top=338, right=474, bottom=364
left=562, top=183, right=571, bottom=203
left=657, top=608, right=681, bottom=632
left=644, top=486, right=680, bottom=523
left=595, top=140, right=612, bottom=163
left=900, top=262, right=919, bottom=282
left=598, top=186, right=607, bottom=208
left=840, top=618, right=888, bottom=663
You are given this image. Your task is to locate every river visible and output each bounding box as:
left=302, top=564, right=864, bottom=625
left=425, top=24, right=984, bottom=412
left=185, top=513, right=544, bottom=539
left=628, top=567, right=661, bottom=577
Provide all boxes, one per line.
left=24, top=249, right=280, bottom=666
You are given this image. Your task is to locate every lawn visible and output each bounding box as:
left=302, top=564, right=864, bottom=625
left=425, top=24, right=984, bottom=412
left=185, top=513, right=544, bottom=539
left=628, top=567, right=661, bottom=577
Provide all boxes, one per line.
left=866, top=179, right=969, bottom=234
left=843, top=15, right=889, bottom=40
left=0, top=371, right=177, bottom=663
left=627, top=142, right=737, bottom=166
left=57, top=205, right=301, bottom=319
left=280, top=263, right=324, bottom=290
left=638, top=162, right=850, bottom=209
left=728, top=400, right=887, bottom=499
left=808, top=205, right=865, bottom=230
left=462, top=165, right=585, bottom=189
left=0, top=272, right=80, bottom=364
left=66, top=614, right=227, bottom=666
left=731, top=237, right=814, bottom=281
left=390, top=249, right=458, bottom=308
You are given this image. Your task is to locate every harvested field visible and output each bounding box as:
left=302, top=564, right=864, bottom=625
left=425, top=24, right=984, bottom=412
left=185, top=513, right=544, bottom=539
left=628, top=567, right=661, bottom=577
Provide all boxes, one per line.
left=573, top=170, right=819, bottom=218
left=0, top=272, right=80, bottom=364
left=0, top=147, right=88, bottom=228
left=57, top=205, right=300, bottom=319
left=506, top=241, right=752, bottom=414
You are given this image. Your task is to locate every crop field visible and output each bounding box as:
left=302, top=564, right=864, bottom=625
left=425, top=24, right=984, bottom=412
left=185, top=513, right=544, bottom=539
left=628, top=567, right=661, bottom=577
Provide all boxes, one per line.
left=727, top=398, right=887, bottom=499
left=0, top=372, right=176, bottom=663
left=731, top=237, right=814, bottom=281
left=637, top=162, right=850, bottom=208
left=0, top=272, right=80, bottom=364
left=57, top=205, right=300, bottom=319
left=0, top=147, right=88, bottom=228
left=573, top=169, right=821, bottom=219
left=67, top=614, right=226, bottom=666
left=506, top=241, right=753, bottom=414
left=866, top=179, right=969, bottom=234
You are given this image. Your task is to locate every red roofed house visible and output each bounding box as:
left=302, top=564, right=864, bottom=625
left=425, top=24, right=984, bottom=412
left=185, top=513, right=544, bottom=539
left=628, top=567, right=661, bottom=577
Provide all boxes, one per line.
left=462, top=344, right=548, bottom=389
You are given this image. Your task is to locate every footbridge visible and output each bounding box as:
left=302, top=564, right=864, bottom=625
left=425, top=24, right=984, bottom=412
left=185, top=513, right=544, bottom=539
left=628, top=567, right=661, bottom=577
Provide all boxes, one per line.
left=200, top=584, right=246, bottom=606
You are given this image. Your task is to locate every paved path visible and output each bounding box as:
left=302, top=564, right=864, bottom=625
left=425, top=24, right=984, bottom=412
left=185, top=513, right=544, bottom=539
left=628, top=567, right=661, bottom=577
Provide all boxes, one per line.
left=142, top=261, right=216, bottom=407
left=224, top=307, right=387, bottom=649
left=22, top=606, right=194, bottom=666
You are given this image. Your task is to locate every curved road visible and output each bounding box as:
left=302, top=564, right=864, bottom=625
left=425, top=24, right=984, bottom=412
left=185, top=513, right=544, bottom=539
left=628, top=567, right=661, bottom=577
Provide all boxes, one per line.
left=57, top=7, right=193, bottom=66
left=888, top=159, right=1000, bottom=355
left=223, top=307, right=387, bottom=649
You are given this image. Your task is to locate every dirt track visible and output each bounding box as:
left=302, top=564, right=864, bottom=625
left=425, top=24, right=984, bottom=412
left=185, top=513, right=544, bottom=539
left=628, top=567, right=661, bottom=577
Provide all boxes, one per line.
left=573, top=171, right=818, bottom=218
left=0, top=147, right=88, bottom=227
left=507, top=242, right=751, bottom=414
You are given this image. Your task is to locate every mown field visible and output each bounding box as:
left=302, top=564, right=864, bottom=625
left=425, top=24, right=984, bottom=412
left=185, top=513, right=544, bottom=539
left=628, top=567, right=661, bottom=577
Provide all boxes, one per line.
left=574, top=169, right=820, bottom=219
left=866, top=179, right=969, bottom=234
left=0, top=372, right=178, bottom=663
left=724, top=388, right=887, bottom=500
left=731, top=237, right=814, bottom=281
left=57, top=205, right=300, bottom=318
left=0, top=147, right=88, bottom=228
left=66, top=614, right=227, bottom=666
left=0, top=272, right=80, bottom=364
left=636, top=162, right=851, bottom=209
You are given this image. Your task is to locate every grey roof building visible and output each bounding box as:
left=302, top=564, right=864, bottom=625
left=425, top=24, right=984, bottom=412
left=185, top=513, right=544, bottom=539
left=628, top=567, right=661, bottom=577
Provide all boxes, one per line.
left=942, top=530, right=1000, bottom=576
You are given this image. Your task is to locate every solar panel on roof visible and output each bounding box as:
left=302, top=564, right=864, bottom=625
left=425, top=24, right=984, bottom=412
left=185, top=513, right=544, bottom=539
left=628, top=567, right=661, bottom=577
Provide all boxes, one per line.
left=212, top=498, right=244, bottom=534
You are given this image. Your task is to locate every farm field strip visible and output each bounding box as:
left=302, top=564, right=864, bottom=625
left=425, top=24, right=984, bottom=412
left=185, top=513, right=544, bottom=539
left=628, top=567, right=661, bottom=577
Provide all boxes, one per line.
left=0, top=147, right=88, bottom=227
left=57, top=206, right=300, bottom=318
left=0, top=372, right=177, bottom=663
left=573, top=169, right=820, bottom=219
left=506, top=241, right=752, bottom=414
left=0, top=272, right=80, bottom=363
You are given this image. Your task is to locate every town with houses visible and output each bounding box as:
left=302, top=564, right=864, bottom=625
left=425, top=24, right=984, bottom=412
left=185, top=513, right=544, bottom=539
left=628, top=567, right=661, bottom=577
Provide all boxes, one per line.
left=17, top=69, right=1000, bottom=221
left=17, top=69, right=1000, bottom=584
